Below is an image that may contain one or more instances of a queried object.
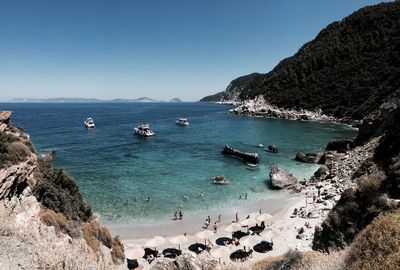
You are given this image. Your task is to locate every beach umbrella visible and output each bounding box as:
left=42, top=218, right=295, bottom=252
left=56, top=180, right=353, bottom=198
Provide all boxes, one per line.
left=144, top=236, right=166, bottom=250
left=224, top=223, right=242, bottom=233
left=196, top=230, right=214, bottom=245
left=125, top=246, right=145, bottom=260
left=256, top=213, right=273, bottom=221
left=168, top=235, right=188, bottom=250
left=240, top=235, right=261, bottom=248
left=210, top=246, right=231, bottom=263
left=240, top=218, right=257, bottom=227
left=261, top=229, right=280, bottom=241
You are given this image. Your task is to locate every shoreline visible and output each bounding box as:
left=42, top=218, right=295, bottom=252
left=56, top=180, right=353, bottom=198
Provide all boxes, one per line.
left=107, top=190, right=302, bottom=240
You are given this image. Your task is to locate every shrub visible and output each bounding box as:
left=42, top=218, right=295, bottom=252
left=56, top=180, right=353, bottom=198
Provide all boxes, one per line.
left=110, top=236, right=125, bottom=264
left=5, top=141, right=31, bottom=165
left=255, top=250, right=345, bottom=270
left=33, top=159, right=92, bottom=221
left=82, top=218, right=125, bottom=263
left=345, top=210, right=400, bottom=270
left=40, top=208, right=79, bottom=237
left=312, top=175, right=397, bottom=252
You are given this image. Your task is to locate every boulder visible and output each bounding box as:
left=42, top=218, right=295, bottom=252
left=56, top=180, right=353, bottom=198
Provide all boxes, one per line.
left=269, top=166, right=298, bottom=189
left=318, top=152, right=335, bottom=164
left=222, top=145, right=259, bottom=165
left=0, top=111, right=12, bottom=124
left=295, top=152, right=320, bottom=163
left=266, top=145, right=279, bottom=153
left=325, top=139, right=352, bottom=152
left=314, top=165, right=330, bottom=178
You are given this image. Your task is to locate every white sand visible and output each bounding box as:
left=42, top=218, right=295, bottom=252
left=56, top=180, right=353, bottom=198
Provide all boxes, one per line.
left=105, top=188, right=330, bottom=269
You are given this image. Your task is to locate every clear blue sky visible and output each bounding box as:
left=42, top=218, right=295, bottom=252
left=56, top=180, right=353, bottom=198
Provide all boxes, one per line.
left=0, top=0, right=387, bottom=101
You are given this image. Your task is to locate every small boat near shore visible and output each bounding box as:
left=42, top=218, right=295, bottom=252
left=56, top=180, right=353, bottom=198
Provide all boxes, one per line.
left=84, top=117, right=95, bottom=128
left=134, top=123, right=155, bottom=137
left=212, top=175, right=230, bottom=185
left=176, top=118, right=189, bottom=126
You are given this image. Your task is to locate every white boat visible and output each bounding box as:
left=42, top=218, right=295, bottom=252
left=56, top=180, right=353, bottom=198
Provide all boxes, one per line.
left=212, top=175, right=230, bottom=185
left=134, top=123, right=155, bottom=137
left=84, top=117, right=95, bottom=128
left=176, top=118, right=189, bottom=126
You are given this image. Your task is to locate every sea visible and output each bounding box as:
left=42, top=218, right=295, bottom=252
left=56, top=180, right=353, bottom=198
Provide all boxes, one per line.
left=0, top=102, right=357, bottom=226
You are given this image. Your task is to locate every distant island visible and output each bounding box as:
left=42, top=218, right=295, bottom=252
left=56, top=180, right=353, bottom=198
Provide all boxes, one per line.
left=169, top=98, right=182, bottom=103
left=8, top=97, right=185, bottom=103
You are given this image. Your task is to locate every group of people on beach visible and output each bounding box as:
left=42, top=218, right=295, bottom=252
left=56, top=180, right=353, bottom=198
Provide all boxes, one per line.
left=204, top=214, right=222, bottom=232
left=172, top=210, right=184, bottom=220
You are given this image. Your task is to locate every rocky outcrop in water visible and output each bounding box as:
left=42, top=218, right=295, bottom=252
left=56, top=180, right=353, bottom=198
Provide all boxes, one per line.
left=295, top=152, right=321, bottom=163
left=222, top=145, right=259, bottom=165
left=325, top=139, right=352, bottom=153
left=269, top=166, right=298, bottom=189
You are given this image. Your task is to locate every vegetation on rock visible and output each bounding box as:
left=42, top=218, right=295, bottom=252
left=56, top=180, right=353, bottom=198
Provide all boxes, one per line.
left=344, top=210, right=400, bottom=270
left=33, top=159, right=92, bottom=222
left=202, top=2, right=400, bottom=122
left=0, top=132, right=32, bottom=168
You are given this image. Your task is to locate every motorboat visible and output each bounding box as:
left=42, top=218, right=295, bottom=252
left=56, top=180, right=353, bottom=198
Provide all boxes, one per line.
left=176, top=118, right=189, bottom=126
left=212, top=175, right=230, bottom=185
left=84, top=117, right=95, bottom=128
left=134, top=123, right=155, bottom=137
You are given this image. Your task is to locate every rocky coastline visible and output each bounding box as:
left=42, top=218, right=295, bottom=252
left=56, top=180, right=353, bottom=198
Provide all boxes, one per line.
left=0, top=112, right=125, bottom=269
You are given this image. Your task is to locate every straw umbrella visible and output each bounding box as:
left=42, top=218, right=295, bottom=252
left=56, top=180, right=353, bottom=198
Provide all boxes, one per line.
left=168, top=234, right=188, bottom=250
left=261, top=228, right=280, bottom=243
left=196, top=230, right=214, bottom=245
left=240, top=218, right=257, bottom=227
left=256, top=213, right=273, bottom=221
left=224, top=223, right=242, bottom=233
left=144, top=236, right=166, bottom=250
left=240, top=235, right=261, bottom=250
left=125, top=246, right=145, bottom=260
left=210, top=246, right=231, bottom=263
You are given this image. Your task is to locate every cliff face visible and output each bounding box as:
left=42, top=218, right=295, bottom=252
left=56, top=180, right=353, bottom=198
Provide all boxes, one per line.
left=0, top=112, right=124, bottom=269
left=202, top=1, right=400, bottom=122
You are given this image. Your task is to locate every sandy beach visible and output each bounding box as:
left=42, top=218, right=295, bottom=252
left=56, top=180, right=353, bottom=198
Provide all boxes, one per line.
left=107, top=187, right=328, bottom=269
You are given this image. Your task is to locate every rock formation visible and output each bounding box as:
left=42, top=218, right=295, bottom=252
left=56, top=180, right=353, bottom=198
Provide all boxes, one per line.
left=269, top=166, right=298, bottom=189
left=0, top=111, right=125, bottom=269
left=222, top=145, right=259, bottom=165
left=325, top=139, right=352, bottom=153
left=295, top=152, right=321, bottom=163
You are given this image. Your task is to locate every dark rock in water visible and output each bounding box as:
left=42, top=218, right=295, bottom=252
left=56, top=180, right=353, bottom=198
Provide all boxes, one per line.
left=222, top=145, right=259, bottom=165
left=269, top=165, right=298, bottom=189
left=325, top=139, right=352, bottom=152
left=266, top=145, right=279, bottom=153
left=295, top=152, right=320, bottom=163
left=314, top=165, right=330, bottom=178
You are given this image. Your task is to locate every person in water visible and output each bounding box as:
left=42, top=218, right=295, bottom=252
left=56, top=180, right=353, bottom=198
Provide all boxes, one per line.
left=199, top=192, right=203, bottom=197
left=145, top=197, right=150, bottom=202
left=184, top=194, right=189, bottom=200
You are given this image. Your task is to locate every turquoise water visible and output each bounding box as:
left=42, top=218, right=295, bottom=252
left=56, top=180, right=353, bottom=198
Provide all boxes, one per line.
left=1, top=102, right=356, bottom=223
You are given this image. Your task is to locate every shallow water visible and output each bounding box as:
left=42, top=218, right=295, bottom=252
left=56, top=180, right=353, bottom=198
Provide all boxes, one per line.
left=1, top=102, right=357, bottom=224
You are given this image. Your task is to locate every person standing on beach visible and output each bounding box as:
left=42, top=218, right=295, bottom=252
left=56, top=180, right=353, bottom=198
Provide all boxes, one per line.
left=235, top=212, right=239, bottom=223
left=218, top=214, right=221, bottom=222
left=179, top=210, right=183, bottom=220
left=213, top=222, right=218, bottom=233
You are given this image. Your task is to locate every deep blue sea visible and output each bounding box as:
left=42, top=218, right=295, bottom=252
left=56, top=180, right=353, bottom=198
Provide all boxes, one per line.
left=0, top=102, right=357, bottom=223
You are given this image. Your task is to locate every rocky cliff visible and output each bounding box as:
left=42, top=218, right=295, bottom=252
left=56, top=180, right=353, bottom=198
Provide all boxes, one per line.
left=0, top=112, right=125, bottom=269
left=202, top=0, right=400, bottom=263
left=202, top=1, right=400, bottom=124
